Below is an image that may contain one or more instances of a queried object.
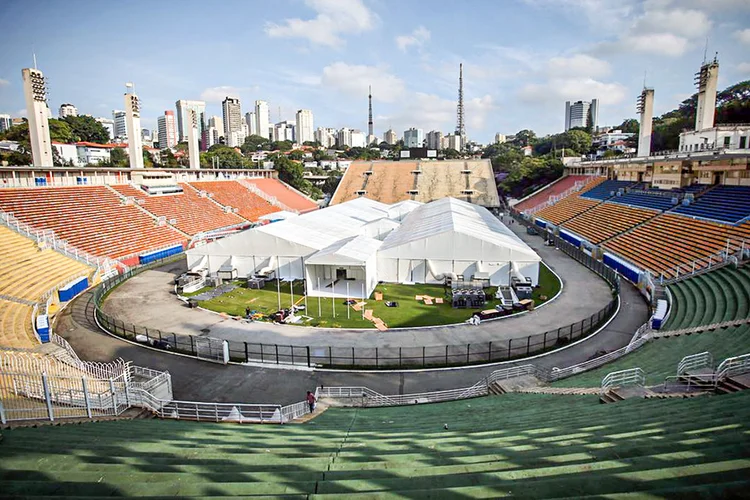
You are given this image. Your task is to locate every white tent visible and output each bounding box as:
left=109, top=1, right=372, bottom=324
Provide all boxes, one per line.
left=305, top=235, right=382, bottom=298
left=376, top=198, right=541, bottom=285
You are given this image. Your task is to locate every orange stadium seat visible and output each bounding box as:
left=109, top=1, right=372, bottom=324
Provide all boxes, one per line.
left=514, top=175, right=591, bottom=213
left=604, top=214, right=750, bottom=279
left=111, top=184, right=246, bottom=236
left=0, top=186, right=185, bottom=259
left=561, top=202, right=658, bottom=245
left=242, top=178, right=318, bottom=214
left=330, top=162, right=374, bottom=205
left=365, top=162, right=417, bottom=204
left=188, top=180, right=278, bottom=222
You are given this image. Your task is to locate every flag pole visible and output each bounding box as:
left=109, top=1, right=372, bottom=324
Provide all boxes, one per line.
left=317, top=277, right=321, bottom=317
left=346, top=282, right=350, bottom=319
left=332, top=280, right=336, bottom=318
left=362, top=283, right=365, bottom=320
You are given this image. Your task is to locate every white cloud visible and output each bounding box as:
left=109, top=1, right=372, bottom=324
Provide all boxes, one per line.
left=519, top=78, right=627, bottom=106
left=738, top=62, right=750, bottom=75
left=199, top=86, right=259, bottom=103
left=395, top=26, right=431, bottom=52
left=523, top=0, right=638, bottom=33
left=0, top=78, right=9, bottom=87
left=546, top=54, right=611, bottom=79
left=631, top=8, right=711, bottom=38
left=735, top=29, right=750, bottom=44
left=383, top=92, right=494, bottom=134
left=16, top=108, right=26, bottom=118
left=321, top=62, right=405, bottom=103
left=265, top=0, right=376, bottom=48
left=620, top=32, right=689, bottom=57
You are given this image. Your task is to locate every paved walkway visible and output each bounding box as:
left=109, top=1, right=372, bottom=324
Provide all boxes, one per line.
left=55, top=231, right=649, bottom=405
left=102, top=223, right=612, bottom=348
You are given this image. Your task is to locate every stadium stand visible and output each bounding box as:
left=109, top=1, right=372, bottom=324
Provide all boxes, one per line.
left=0, top=226, right=93, bottom=302
left=0, top=187, right=185, bottom=260
left=673, top=185, right=750, bottom=224
left=1, top=392, right=749, bottom=497
left=331, top=160, right=500, bottom=207
left=561, top=202, right=657, bottom=244
left=580, top=179, right=634, bottom=200
left=663, top=266, right=750, bottom=330
left=111, top=184, right=247, bottom=236
left=533, top=193, right=600, bottom=226
left=188, top=180, right=279, bottom=222
left=513, top=175, right=591, bottom=212
left=554, top=325, right=750, bottom=388
left=242, top=178, right=319, bottom=214
left=361, top=161, right=417, bottom=204
left=603, top=214, right=750, bottom=279
left=330, top=162, right=372, bottom=205
left=0, top=300, right=34, bottom=349
left=610, top=190, right=678, bottom=211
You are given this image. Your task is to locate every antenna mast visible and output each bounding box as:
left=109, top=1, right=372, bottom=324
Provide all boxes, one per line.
left=456, top=63, right=465, bottom=146
left=368, top=85, right=374, bottom=138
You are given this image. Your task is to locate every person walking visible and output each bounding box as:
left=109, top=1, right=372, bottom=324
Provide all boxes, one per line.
left=306, top=391, right=316, bottom=413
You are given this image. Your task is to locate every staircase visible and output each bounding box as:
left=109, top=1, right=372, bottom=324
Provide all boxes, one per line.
left=716, top=374, right=750, bottom=394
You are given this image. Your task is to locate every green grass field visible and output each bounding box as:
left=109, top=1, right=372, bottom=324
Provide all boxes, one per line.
left=195, top=263, right=561, bottom=329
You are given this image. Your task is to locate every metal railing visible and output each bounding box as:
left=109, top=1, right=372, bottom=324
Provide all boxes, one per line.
left=677, top=351, right=714, bottom=375
left=317, top=382, right=487, bottom=408
left=716, top=353, right=750, bottom=380
left=601, top=367, right=645, bottom=393
left=658, top=238, right=747, bottom=285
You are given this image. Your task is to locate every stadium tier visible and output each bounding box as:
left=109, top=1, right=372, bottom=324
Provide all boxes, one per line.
left=663, top=266, right=750, bottom=330
left=533, top=193, right=600, bottom=225
left=580, top=179, right=635, bottom=200
left=513, top=175, right=591, bottom=212
left=110, top=184, right=247, bottom=236
left=1, top=392, right=749, bottom=497
left=603, top=214, right=750, bottom=279
left=561, top=202, right=657, bottom=245
left=0, top=300, right=34, bottom=349
left=0, top=186, right=185, bottom=260
left=610, top=190, right=678, bottom=211
left=188, top=180, right=280, bottom=222
left=331, top=160, right=500, bottom=208
left=672, top=185, right=750, bottom=224
left=241, top=178, right=319, bottom=214
left=554, top=324, right=750, bottom=388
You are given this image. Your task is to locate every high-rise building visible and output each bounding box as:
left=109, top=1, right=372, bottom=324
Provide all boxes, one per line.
left=426, top=130, right=443, bottom=150
left=637, top=88, right=654, bottom=158
left=0, top=114, right=11, bottom=133
left=112, top=110, right=127, bottom=141
left=383, top=129, right=397, bottom=145
left=245, top=112, right=257, bottom=136
left=58, top=103, right=77, bottom=118
left=564, top=99, right=598, bottom=131
left=403, top=127, right=424, bottom=148
left=494, top=133, right=507, bottom=144
left=95, top=117, right=114, bottom=141
left=22, top=67, right=53, bottom=166
left=337, top=128, right=353, bottom=148
left=222, top=97, right=242, bottom=147
left=175, top=99, right=206, bottom=144
left=444, top=133, right=463, bottom=151
left=314, top=127, right=337, bottom=148
left=255, top=100, right=270, bottom=141
left=123, top=83, right=144, bottom=169
left=273, top=121, right=295, bottom=142
left=157, top=110, right=177, bottom=150
left=350, top=130, right=366, bottom=148
left=295, top=109, right=314, bottom=144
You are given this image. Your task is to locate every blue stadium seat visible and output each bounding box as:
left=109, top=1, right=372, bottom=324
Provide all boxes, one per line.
left=580, top=180, right=634, bottom=200
left=610, top=191, right=677, bottom=211
left=673, top=186, right=750, bottom=224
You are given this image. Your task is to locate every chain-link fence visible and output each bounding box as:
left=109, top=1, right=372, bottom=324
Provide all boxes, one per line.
left=93, top=234, right=620, bottom=369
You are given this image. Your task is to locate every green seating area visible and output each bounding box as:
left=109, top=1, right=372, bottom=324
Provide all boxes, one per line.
left=663, top=266, right=750, bottom=331
left=553, top=325, right=750, bottom=388
left=1, top=392, right=750, bottom=497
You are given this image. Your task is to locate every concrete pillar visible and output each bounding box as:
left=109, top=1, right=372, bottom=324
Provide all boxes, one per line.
left=694, top=58, right=719, bottom=132
left=22, top=68, right=54, bottom=166
left=187, top=109, right=200, bottom=170
left=124, top=84, right=144, bottom=169
left=637, top=88, right=654, bottom=158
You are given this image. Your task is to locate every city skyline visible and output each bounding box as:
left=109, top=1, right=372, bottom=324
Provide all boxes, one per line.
left=0, top=0, right=749, bottom=142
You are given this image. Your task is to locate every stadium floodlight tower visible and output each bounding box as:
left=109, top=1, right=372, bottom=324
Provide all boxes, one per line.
left=21, top=67, right=53, bottom=166
left=187, top=109, right=200, bottom=169
left=124, top=82, right=144, bottom=169
left=694, top=54, right=719, bottom=132
left=636, top=87, right=654, bottom=157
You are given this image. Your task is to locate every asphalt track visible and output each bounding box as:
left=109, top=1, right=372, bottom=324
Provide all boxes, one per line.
left=55, top=232, right=649, bottom=405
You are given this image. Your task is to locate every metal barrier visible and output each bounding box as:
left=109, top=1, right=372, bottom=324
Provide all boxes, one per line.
left=677, top=351, right=714, bottom=375
left=716, top=353, right=750, bottom=380
left=93, top=241, right=620, bottom=369
left=601, top=367, right=645, bottom=393
left=318, top=382, right=487, bottom=408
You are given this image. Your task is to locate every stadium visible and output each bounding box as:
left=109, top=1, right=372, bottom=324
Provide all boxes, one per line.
left=2, top=20, right=750, bottom=500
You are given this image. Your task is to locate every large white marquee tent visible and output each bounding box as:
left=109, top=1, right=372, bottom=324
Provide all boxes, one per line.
left=186, top=197, right=541, bottom=299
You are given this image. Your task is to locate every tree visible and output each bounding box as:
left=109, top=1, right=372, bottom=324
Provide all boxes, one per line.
left=160, top=149, right=178, bottom=168
left=617, top=119, right=639, bottom=134
left=321, top=173, right=341, bottom=196
left=142, top=148, right=154, bottom=168
left=441, top=148, right=461, bottom=159
left=204, top=145, right=247, bottom=168
left=241, top=134, right=270, bottom=154
left=174, top=142, right=189, bottom=153
left=110, top=147, right=127, bottom=167
left=288, top=149, right=304, bottom=161
left=272, top=154, right=306, bottom=188
left=269, top=140, right=293, bottom=152
left=511, top=129, right=536, bottom=147
left=62, top=115, right=110, bottom=143
left=302, top=140, right=321, bottom=147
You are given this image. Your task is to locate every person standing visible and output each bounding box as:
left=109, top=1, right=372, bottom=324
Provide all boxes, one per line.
left=306, top=391, right=316, bottom=413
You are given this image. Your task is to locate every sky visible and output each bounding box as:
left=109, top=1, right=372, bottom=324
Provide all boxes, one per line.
left=0, top=0, right=749, bottom=143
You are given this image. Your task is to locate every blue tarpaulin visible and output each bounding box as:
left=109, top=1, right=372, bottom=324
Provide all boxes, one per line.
left=58, top=276, right=89, bottom=302
left=139, top=244, right=183, bottom=265
left=603, top=252, right=641, bottom=283
left=36, top=314, right=50, bottom=343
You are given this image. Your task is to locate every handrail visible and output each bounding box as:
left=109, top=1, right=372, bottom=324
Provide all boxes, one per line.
left=677, top=351, right=713, bottom=376
left=601, top=367, right=645, bottom=393
left=716, top=352, right=750, bottom=380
